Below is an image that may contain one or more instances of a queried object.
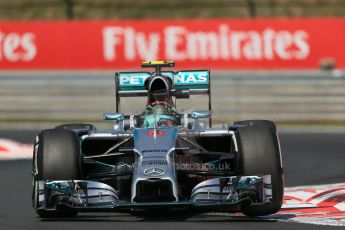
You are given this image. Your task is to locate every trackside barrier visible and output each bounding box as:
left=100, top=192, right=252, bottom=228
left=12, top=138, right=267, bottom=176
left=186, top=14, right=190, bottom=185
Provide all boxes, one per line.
left=0, top=18, right=344, bottom=70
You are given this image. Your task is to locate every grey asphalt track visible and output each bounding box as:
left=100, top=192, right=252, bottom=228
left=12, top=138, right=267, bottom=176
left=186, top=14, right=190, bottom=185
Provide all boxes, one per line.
left=0, top=130, right=344, bottom=229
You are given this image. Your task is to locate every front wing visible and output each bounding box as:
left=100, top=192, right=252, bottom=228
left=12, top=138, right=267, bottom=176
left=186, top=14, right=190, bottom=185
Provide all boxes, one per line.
left=35, top=175, right=272, bottom=213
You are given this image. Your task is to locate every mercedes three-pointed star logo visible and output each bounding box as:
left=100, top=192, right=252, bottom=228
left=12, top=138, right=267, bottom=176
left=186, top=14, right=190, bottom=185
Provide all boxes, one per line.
left=143, top=167, right=165, bottom=177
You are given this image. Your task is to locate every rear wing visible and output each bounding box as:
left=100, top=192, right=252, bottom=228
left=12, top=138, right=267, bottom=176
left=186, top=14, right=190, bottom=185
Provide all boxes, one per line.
left=114, top=70, right=212, bottom=125
left=115, top=70, right=210, bottom=96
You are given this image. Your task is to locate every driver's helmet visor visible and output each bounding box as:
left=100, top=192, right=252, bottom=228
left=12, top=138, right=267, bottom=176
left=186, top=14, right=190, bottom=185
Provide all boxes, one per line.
left=146, top=103, right=173, bottom=115
left=143, top=115, right=175, bottom=128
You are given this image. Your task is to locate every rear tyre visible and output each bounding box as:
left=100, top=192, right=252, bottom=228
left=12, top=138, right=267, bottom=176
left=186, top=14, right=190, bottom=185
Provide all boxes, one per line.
left=32, top=129, right=81, bottom=218
left=235, top=124, right=284, bottom=216
left=234, top=120, right=276, bottom=132
left=55, top=123, right=96, bottom=136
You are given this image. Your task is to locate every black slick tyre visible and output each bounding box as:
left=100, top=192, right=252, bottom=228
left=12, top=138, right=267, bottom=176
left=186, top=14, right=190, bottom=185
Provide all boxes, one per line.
left=234, top=120, right=276, bottom=132
left=32, top=129, right=81, bottom=218
left=235, top=125, right=284, bottom=216
left=55, top=123, right=96, bottom=136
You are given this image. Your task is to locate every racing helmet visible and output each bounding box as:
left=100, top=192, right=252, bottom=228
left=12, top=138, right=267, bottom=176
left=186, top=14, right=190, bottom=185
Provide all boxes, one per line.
left=143, top=103, right=177, bottom=128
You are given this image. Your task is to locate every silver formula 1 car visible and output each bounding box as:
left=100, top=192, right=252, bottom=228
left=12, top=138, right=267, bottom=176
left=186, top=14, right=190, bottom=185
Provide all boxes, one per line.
left=32, top=61, right=284, bottom=218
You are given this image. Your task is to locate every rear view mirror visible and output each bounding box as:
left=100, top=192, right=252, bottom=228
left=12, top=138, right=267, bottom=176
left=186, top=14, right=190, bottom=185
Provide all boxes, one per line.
left=104, top=113, right=125, bottom=132
left=103, top=113, right=124, bottom=121
left=191, top=110, right=212, bottom=119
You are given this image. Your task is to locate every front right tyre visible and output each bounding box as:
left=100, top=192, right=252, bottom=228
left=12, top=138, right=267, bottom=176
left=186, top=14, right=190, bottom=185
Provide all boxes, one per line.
left=32, top=129, right=81, bottom=218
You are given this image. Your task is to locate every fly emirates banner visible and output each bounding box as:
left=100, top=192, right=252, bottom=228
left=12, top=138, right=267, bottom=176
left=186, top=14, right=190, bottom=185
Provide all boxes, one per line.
left=0, top=18, right=344, bottom=70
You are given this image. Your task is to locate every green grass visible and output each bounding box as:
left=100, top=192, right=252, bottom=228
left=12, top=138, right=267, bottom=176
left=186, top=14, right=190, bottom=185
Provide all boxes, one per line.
left=0, top=0, right=344, bottom=20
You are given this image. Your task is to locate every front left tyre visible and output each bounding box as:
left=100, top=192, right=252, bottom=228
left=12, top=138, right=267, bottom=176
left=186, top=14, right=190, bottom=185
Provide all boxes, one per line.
left=235, top=123, right=284, bottom=216
left=32, top=129, right=81, bottom=218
